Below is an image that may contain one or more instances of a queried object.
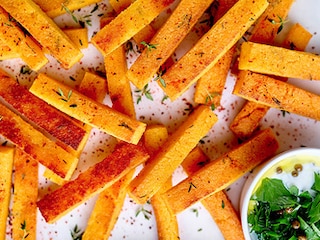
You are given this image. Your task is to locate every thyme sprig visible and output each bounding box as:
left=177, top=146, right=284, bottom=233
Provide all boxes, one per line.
left=70, top=225, right=83, bottom=240
left=188, top=182, right=197, bottom=192
left=61, top=4, right=92, bottom=27
left=191, top=208, right=199, bottom=217
left=268, top=15, right=289, bottom=34
left=135, top=84, right=153, bottom=104
left=136, top=206, right=152, bottom=220
left=140, top=41, right=158, bottom=56
left=155, top=68, right=166, bottom=88
left=205, top=91, right=220, bottom=111
left=20, top=220, right=29, bottom=239
left=55, top=88, right=77, bottom=108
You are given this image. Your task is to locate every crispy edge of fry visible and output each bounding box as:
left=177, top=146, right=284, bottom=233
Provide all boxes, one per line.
left=108, top=0, right=157, bottom=49
left=249, top=0, right=294, bottom=44
left=0, top=146, right=14, bottom=240
left=0, top=0, right=83, bottom=69
left=0, top=40, right=19, bottom=60
left=12, top=148, right=38, bottom=240
left=282, top=23, right=313, bottom=51
left=29, top=73, right=146, bottom=144
left=181, top=146, right=245, bottom=240
left=233, top=70, right=320, bottom=121
left=0, top=7, right=48, bottom=71
left=128, top=105, right=218, bottom=204
left=108, top=0, right=132, bottom=13
left=33, top=0, right=101, bottom=18
left=63, top=28, right=89, bottom=49
left=0, top=70, right=87, bottom=151
left=162, top=128, right=278, bottom=214
left=127, top=0, right=215, bottom=89
left=0, top=28, right=88, bottom=61
left=78, top=71, right=108, bottom=104
left=91, top=0, right=175, bottom=56
left=37, top=142, right=149, bottom=223
left=229, top=101, right=270, bottom=140
left=0, top=102, right=78, bottom=180
left=238, top=41, right=320, bottom=80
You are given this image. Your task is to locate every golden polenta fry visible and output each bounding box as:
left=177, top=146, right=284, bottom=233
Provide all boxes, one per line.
left=162, top=128, right=278, bottom=214
left=0, top=146, right=14, bottom=240
left=12, top=149, right=38, bottom=240
left=91, top=0, right=175, bottom=56
left=29, top=73, right=146, bottom=144
left=233, top=71, right=320, bottom=121
left=239, top=41, right=320, bottom=80
left=0, top=0, right=83, bottom=69
left=128, top=105, right=218, bottom=204
left=161, top=0, right=269, bottom=100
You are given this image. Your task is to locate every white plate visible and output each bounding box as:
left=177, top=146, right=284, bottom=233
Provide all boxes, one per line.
left=1, top=0, right=320, bottom=239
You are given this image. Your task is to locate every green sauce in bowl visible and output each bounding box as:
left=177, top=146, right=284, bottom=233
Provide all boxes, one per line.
left=240, top=148, right=320, bottom=240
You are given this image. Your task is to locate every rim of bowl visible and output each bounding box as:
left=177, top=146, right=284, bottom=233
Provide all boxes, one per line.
left=240, top=147, right=320, bottom=240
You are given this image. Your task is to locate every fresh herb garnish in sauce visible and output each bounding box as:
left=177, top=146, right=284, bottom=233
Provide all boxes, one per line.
left=248, top=172, right=320, bottom=240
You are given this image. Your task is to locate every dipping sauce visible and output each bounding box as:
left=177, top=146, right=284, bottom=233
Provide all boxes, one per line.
left=247, top=154, right=320, bottom=240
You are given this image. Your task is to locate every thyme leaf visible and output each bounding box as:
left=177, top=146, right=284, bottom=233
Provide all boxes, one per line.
left=70, top=225, right=83, bottom=240
left=135, top=84, right=153, bottom=104
left=20, top=220, right=29, bottom=239
left=136, top=206, right=152, bottom=220
left=188, top=182, right=197, bottom=192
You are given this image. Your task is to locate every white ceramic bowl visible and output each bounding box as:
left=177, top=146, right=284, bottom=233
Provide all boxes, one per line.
left=240, top=147, right=320, bottom=239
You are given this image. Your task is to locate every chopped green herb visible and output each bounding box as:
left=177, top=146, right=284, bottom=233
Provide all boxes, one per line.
left=70, top=225, right=83, bottom=240
left=268, top=15, right=288, bottom=34
left=55, top=88, right=77, bottom=107
left=20, top=220, right=29, bottom=239
left=61, top=3, right=92, bottom=27
left=136, top=206, right=152, bottom=220
left=135, top=84, right=153, bottom=104
left=191, top=208, right=199, bottom=217
left=221, top=200, right=225, bottom=209
left=281, top=110, right=290, bottom=117
left=272, top=96, right=281, bottom=106
left=140, top=41, right=158, bottom=55
left=155, top=68, right=166, bottom=88
left=20, top=65, right=32, bottom=75
left=161, top=95, right=169, bottom=104
left=248, top=174, right=320, bottom=239
left=69, top=104, right=77, bottom=108
left=188, top=182, right=197, bottom=192
left=90, top=4, right=99, bottom=13
left=205, top=91, right=220, bottom=111
left=118, top=122, right=133, bottom=131
left=178, top=14, right=192, bottom=28
left=125, top=41, right=135, bottom=54
left=69, top=76, right=76, bottom=81
left=61, top=4, right=78, bottom=24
